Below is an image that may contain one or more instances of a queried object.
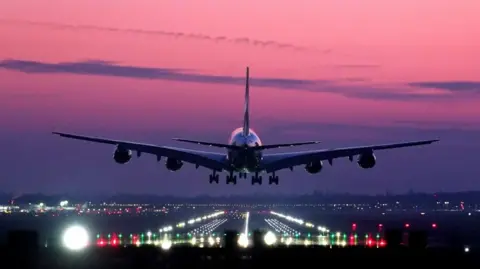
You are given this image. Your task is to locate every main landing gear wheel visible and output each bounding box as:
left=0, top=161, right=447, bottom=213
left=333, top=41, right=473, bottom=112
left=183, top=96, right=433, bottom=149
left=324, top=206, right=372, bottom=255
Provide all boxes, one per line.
left=209, top=174, right=219, bottom=184
left=251, top=175, right=262, bottom=185
left=268, top=175, right=279, bottom=185
left=226, top=175, right=237, bottom=185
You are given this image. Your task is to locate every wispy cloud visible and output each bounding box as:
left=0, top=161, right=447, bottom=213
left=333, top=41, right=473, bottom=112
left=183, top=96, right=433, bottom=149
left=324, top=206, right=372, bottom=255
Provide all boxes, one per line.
left=408, top=81, right=480, bottom=92
left=0, top=59, right=321, bottom=89
left=0, top=19, right=327, bottom=52
left=331, top=64, right=380, bottom=69
left=0, top=59, right=468, bottom=101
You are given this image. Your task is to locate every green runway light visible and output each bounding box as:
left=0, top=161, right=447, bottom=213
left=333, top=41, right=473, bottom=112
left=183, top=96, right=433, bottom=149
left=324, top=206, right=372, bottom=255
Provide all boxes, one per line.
left=96, top=234, right=100, bottom=239
left=176, top=234, right=180, bottom=238
left=307, top=233, right=311, bottom=238
left=107, top=234, right=111, bottom=238
left=354, top=234, right=358, bottom=239
left=129, top=234, right=133, bottom=238
left=141, top=233, right=144, bottom=238
left=376, top=234, right=380, bottom=239
left=119, top=234, right=122, bottom=238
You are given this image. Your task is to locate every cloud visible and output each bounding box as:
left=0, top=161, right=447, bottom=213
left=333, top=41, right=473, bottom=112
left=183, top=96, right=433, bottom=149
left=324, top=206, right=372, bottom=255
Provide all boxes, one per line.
left=0, top=19, right=326, bottom=52
left=331, top=64, right=380, bottom=69
left=0, top=59, right=321, bottom=89
left=0, top=59, right=470, bottom=102
left=408, top=81, right=480, bottom=92
left=257, top=119, right=480, bottom=145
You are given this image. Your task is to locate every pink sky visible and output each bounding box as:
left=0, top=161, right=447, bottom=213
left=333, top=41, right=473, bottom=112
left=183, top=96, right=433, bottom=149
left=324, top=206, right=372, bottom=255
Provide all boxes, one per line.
left=2, top=1, right=480, bottom=195
left=0, top=0, right=479, bottom=134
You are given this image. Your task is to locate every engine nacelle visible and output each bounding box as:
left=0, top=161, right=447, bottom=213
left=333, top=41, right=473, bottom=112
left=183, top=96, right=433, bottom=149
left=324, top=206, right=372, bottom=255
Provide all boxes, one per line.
left=113, top=146, right=132, bottom=164
left=357, top=152, right=376, bottom=169
left=304, top=160, right=323, bottom=174
left=166, top=158, right=183, bottom=171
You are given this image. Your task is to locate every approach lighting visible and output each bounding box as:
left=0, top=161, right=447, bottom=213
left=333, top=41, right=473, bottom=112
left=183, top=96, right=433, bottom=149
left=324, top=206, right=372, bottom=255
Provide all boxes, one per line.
left=62, top=225, right=89, bottom=250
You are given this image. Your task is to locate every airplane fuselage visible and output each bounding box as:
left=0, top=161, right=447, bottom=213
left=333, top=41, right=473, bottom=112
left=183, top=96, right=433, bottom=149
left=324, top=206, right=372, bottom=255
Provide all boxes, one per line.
left=227, top=128, right=263, bottom=172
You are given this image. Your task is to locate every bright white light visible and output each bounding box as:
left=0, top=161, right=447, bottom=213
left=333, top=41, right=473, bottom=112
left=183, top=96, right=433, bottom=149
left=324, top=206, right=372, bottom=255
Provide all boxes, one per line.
left=264, top=231, right=277, bottom=246
left=62, top=225, right=89, bottom=250
left=161, top=240, right=172, bottom=250
left=465, top=246, right=470, bottom=253
left=238, top=233, right=249, bottom=248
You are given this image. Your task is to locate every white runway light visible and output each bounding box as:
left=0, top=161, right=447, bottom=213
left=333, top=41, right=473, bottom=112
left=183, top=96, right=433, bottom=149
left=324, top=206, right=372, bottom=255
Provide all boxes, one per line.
left=62, top=225, right=89, bottom=250
left=264, top=231, right=277, bottom=246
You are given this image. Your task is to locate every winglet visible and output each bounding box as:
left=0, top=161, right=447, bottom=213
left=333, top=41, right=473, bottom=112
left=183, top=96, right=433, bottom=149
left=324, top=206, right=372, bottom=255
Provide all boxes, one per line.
left=242, top=66, right=250, bottom=136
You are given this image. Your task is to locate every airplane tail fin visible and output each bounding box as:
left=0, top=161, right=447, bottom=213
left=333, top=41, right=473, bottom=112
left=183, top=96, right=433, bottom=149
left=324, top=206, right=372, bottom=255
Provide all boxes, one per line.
left=242, top=66, right=250, bottom=136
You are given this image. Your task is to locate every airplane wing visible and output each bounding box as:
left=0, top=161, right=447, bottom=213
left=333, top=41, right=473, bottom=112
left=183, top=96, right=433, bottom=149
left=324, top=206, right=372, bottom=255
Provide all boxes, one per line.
left=52, top=132, right=231, bottom=172
left=261, top=139, right=439, bottom=173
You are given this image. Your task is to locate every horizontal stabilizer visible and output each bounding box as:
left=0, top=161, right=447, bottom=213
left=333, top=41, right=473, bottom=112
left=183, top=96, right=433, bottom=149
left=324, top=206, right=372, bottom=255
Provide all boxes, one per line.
left=172, top=138, right=241, bottom=149
left=256, top=141, right=320, bottom=150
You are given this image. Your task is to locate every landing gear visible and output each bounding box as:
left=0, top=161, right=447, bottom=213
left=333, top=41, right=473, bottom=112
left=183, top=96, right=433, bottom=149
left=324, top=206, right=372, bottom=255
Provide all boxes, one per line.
left=239, top=173, right=247, bottom=179
left=268, top=172, right=279, bottom=185
left=226, top=172, right=237, bottom=185
left=251, top=173, right=263, bottom=185
left=209, top=171, right=219, bottom=184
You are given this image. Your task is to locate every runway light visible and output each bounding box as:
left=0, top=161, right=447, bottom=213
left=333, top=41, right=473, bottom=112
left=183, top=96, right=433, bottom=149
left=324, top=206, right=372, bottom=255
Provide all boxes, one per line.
left=432, top=223, right=437, bottom=228
left=404, top=223, right=410, bottom=228
left=264, top=231, right=277, bottom=246
left=238, top=233, right=249, bottom=248
left=161, top=240, right=172, bottom=250
left=62, top=225, right=89, bottom=251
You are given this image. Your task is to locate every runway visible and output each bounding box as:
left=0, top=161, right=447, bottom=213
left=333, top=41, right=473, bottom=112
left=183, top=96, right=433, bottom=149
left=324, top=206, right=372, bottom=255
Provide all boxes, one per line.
left=89, top=210, right=386, bottom=249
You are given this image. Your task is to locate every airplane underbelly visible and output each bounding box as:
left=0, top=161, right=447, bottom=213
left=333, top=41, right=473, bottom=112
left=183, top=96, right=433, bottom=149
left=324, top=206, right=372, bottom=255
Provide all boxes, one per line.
left=228, top=150, right=261, bottom=173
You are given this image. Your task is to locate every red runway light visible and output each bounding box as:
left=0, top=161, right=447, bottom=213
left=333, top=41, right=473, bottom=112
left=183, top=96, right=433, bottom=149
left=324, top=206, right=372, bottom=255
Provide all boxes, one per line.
left=404, top=223, right=410, bottom=228
left=432, top=223, right=437, bottom=228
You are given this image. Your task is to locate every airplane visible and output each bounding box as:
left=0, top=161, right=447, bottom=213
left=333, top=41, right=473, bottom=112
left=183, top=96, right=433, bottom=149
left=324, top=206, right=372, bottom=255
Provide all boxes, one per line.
left=53, top=67, right=439, bottom=185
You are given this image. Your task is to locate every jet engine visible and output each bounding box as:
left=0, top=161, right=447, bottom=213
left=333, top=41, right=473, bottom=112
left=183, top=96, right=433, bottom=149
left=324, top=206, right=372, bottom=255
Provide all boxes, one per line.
left=357, top=152, right=376, bottom=169
left=166, top=158, right=183, bottom=171
left=113, top=146, right=132, bottom=164
left=305, top=160, right=323, bottom=174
